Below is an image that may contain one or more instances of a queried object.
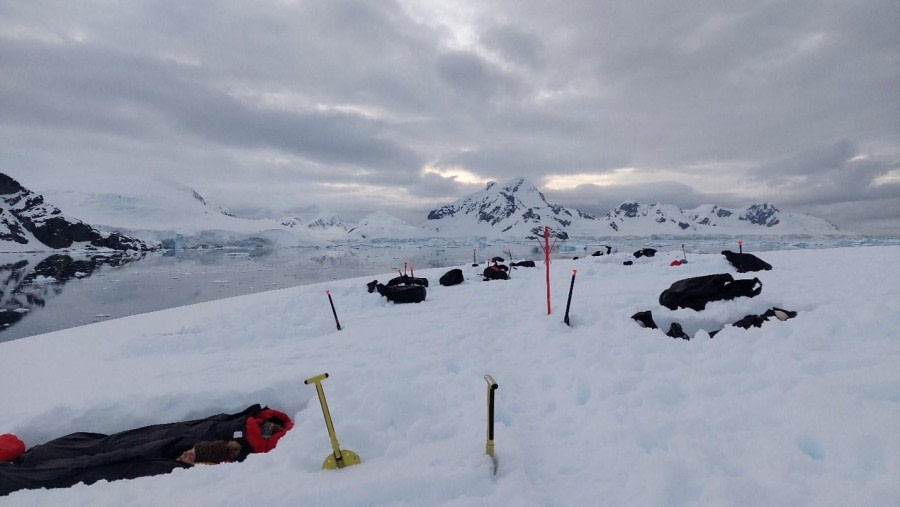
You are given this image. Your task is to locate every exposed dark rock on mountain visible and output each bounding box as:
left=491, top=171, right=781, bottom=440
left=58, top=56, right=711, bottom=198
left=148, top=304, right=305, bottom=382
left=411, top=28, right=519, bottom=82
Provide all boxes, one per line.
left=0, top=174, right=149, bottom=251
left=426, top=177, right=592, bottom=239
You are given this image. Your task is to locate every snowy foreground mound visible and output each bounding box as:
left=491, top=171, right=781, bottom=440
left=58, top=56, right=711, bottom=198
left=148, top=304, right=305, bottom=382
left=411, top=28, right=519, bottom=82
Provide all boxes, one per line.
left=1, top=246, right=898, bottom=506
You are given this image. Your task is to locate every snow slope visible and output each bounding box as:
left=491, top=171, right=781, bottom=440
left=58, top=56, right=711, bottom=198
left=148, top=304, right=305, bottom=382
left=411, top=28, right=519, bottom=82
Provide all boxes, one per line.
left=1, top=245, right=898, bottom=505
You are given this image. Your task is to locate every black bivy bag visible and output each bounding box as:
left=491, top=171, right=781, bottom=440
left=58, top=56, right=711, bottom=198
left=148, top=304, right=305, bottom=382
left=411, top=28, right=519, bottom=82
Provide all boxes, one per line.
left=387, top=274, right=429, bottom=287
left=439, top=268, right=464, bottom=286
left=659, top=273, right=762, bottom=311
left=721, top=250, right=772, bottom=272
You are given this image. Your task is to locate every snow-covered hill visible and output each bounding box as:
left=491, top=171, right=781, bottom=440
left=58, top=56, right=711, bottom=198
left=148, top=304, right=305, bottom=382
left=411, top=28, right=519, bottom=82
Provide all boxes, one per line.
left=347, top=211, right=427, bottom=240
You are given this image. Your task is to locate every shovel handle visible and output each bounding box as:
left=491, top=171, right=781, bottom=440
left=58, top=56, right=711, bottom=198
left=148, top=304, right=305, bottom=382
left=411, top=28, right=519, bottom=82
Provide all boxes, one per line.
left=305, top=373, right=343, bottom=460
left=305, top=373, right=329, bottom=385
left=484, top=375, right=498, bottom=454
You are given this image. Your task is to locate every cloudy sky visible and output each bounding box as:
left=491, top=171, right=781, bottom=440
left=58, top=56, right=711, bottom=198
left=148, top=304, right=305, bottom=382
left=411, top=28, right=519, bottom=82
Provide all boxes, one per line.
left=2, top=0, right=899, bottom=233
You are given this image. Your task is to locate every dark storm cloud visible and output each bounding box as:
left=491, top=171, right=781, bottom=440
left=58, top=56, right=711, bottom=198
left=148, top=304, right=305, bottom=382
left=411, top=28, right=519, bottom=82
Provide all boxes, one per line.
left=1, top=0, right=898, bottom=233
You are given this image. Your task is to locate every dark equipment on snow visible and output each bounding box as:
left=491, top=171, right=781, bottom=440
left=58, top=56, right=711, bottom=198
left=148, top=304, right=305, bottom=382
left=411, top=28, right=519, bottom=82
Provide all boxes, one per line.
left=631, top=311, right=658, bottom=329
left=368, top=281, right=427, bottom=303
left=732, top=307, right=797, bottom=329
left=659, top=273, right=762, bottom=311
left=666, top=322, right=690, bottom=340
left=633, top=248, right=657, bottom=258
left=387, top=272, right=429, bottom=287
left=304, top=373, right=361, bottom=470
left=483, top=264, right=509, bottom=280
left=510, top=260, right=536, bottom=268
left=439, top=268, right=464, bottom=286
left=563, top=269, right=577, bottom=326
left=721, top=250, right=772, bottom=273
left=326, top=290, right=342, bottom=330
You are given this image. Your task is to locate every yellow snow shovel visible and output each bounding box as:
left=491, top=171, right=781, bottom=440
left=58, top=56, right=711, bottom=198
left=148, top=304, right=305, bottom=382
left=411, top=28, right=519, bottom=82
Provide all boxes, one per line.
left=304, top=373, right=362, bottom=470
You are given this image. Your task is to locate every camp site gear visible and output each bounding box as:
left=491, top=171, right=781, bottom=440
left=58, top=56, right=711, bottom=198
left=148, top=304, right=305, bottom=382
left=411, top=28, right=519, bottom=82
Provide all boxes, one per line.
left=439, top=268, right=464, bottom=286
left=510, top=260, right=536, bottom=268
left=659, top=273, right=762, bottom=311
left=721, top=250, right=773, bottom=272
left=367, top=278, right=427, bottom=303
left=483, top=264, right=509, bottom=280
left=666, top=322, right=690, bottom=340
left=304, top=373, right=361, bottom=470
left=732, top=307, right=798, bottom=329
left=633, top=248, right=657, bottom=258
left=631, top=311, right=658, bottom=329
left=387, top=273, right=429, bottom=287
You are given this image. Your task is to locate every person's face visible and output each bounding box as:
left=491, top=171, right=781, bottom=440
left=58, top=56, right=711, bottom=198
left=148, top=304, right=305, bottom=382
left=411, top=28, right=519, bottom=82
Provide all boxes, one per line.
left=177, top=449, right=196, bottom=465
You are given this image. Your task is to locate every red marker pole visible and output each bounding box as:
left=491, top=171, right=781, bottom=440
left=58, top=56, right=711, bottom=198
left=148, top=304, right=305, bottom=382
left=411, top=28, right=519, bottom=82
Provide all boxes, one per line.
left=563, top=269, right=577, bottom=326
left=326, top=290, right=342, bottom=331
left=738, top=240, right=743, bottom=254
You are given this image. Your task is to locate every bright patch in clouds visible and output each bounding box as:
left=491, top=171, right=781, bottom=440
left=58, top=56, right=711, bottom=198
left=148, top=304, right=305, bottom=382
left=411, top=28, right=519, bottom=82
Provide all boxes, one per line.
left=873, top=170, right=900, bottom=187
left=423, top=165, right=490, bottom=185
left=543, top=169, right=639, bottom=189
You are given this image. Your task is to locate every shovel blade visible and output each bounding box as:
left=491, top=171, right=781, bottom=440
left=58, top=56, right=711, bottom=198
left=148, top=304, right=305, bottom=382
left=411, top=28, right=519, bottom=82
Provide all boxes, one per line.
left=322, top=449, right=362, bottom=470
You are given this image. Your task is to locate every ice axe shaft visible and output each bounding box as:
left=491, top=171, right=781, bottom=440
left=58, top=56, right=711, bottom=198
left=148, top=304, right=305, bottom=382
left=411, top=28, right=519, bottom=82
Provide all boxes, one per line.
left=326, top=291, right=341, bottom=331
left=484, top=375, right=498, bottom=475
left=304, top=373, right=361, bottom=470
left=563, top=269, right=577, bottom=326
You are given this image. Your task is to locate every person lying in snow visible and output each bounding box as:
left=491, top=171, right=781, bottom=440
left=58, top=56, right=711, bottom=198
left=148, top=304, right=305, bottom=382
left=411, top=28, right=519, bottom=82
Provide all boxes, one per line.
left=0, top=405, right=291, bottom=496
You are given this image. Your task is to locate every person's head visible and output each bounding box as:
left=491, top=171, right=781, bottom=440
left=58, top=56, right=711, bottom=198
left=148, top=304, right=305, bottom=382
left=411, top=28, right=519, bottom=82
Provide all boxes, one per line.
left=261, top=421, right=284, bottom=439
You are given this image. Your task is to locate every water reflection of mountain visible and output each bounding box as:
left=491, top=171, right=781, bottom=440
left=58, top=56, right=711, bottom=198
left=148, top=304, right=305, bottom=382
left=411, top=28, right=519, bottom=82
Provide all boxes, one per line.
left=0, top=253, right=143, bottom=332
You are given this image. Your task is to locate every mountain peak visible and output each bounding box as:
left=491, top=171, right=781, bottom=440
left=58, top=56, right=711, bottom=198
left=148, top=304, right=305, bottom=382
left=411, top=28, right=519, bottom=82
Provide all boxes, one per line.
left=426, top=176, right=592, bottom=239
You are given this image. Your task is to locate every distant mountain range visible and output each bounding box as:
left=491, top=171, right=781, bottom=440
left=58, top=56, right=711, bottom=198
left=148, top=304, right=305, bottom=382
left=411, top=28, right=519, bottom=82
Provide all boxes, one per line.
left=0, top=173, right=841, bottom=252
left=424, top=178, right=839, bottom=239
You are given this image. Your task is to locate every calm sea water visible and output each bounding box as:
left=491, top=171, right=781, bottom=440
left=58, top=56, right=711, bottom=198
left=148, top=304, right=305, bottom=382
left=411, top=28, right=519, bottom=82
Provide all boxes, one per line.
left=2, top=235, right=896, bottom=342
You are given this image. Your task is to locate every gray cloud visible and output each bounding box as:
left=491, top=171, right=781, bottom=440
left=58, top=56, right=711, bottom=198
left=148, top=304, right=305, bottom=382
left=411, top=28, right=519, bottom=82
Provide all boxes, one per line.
left=1, top=0, right=898, bottom=234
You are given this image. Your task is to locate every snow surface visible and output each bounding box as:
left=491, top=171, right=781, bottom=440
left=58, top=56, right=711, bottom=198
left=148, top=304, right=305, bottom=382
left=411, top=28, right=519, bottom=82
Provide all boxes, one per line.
left=2, top=245, right=899, bottom=506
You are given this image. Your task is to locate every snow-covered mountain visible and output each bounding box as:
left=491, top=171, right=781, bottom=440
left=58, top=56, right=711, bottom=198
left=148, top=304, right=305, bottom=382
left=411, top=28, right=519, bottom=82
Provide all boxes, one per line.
left=602, top=201, right=840, bottom=235
left=280, top=215, right=349, bottom=238
left=347, top=211, right=426, bottom=240
left=0, top=174, right=148, bottom=252
left=426, top=177, right=596, bottom=239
